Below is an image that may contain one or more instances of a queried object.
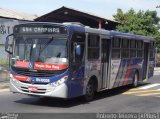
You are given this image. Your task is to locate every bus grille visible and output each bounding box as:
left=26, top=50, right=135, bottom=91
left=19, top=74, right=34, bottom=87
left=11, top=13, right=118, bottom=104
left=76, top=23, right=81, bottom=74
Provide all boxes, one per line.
left=21, top=86, right=46, bottom=94
left=20, top=80, right=49, bottom=85
left=12, top=66, right=66, bottom=77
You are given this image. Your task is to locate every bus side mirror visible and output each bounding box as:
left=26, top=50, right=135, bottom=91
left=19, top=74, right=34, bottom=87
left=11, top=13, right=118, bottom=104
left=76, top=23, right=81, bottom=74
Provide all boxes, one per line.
left=72, top=43, right=81, bottom=63
left=5, top=33, right=13, bottom=54
left=75, top=44, right=81, bottom=57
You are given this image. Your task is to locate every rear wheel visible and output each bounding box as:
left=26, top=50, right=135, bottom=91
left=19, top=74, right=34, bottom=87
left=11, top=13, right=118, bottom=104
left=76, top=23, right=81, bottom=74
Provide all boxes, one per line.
left=132, top=72, right=138, bottom=87
left=84, top=80, right=95, bottom=101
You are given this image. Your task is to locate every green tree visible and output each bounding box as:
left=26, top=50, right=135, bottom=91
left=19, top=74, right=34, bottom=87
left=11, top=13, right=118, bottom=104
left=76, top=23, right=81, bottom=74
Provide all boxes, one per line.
left=113, top=8, right=160, bottom=48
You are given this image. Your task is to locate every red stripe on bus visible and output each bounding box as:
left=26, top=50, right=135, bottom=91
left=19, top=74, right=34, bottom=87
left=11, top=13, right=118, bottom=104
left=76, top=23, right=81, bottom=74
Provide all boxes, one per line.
left=124, top=63, right=131, bottom=85
left=13, top=75, right=28, bottom=81
left=34, top=62, right=68, bottom=70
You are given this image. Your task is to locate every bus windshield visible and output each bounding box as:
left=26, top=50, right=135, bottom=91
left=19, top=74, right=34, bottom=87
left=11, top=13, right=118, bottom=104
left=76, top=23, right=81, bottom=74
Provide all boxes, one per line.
left=12, top=36, right=68, bottom=70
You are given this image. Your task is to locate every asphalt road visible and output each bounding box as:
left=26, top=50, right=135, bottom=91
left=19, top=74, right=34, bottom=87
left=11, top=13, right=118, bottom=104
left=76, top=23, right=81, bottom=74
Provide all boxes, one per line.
left=0, top=72, right=160, bottom=118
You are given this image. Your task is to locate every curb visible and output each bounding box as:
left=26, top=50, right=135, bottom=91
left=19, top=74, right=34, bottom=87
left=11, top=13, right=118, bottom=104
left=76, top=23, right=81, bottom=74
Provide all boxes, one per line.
left=0, top=82, right=9, bottom=89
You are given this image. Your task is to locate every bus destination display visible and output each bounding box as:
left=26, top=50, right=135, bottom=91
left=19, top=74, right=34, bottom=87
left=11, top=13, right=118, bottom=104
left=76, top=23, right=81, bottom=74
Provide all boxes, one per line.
left=14, top=25, right=67, bottom=34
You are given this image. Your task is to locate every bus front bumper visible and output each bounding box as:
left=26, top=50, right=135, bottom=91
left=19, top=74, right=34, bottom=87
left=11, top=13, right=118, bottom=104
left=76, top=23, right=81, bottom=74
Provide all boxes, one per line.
left=10, top=78, right=68, bottom=98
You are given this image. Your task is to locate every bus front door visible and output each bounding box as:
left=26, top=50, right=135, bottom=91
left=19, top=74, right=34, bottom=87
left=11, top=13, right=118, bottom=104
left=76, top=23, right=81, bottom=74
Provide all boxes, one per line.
left=101, top=38, right=110, bottom=89
left=143, top=43, right=149, bottom=79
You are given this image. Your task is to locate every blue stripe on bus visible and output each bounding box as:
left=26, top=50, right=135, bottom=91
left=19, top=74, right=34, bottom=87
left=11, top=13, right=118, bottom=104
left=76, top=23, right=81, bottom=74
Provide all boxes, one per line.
left=113, top=58, right=144, bottom=88
left=68, top=64, right=85, bottom=98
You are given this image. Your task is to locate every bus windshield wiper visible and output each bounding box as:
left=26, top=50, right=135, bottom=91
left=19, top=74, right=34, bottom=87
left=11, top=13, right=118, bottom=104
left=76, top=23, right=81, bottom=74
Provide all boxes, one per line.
left=36, top=37, right=54, bottom=62
left=40, top=37, right=54, bottom=52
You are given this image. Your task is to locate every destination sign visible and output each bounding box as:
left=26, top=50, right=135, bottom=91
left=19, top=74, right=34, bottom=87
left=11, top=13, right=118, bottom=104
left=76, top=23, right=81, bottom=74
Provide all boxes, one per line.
left=14, top=24, right=67, bottom=34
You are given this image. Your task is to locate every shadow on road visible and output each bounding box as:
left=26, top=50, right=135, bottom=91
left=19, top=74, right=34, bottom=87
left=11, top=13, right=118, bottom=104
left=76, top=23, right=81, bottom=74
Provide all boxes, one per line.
left=94, top=83, right=150, bottom=100
left=14, top=82, right=150, bottom=108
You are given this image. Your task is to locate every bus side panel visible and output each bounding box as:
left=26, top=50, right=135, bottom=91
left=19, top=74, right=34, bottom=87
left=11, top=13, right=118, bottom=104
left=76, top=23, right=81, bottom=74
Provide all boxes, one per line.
left=132, top=58, right=143, bottom=82
left=109, top=59, right=121, bottom=88
left=148, top=58, right=154, bottom=78
left=83, top=60, right=101, bottom=93
left=109, top=58, right=143, bottom=88
left=116, top=59, right=132, bottom=87
left=68, top=65, right=84, bottom=98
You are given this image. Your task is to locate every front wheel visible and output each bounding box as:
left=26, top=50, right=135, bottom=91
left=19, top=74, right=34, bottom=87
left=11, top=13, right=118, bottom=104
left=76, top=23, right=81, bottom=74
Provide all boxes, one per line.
left=84, top=80, right=95, bottom=101
left=132, top=72, right=139, bottom=87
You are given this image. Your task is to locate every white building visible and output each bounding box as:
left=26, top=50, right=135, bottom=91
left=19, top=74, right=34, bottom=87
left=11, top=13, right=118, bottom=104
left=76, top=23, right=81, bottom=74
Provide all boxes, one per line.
left=0, top=8, right=37, bottom=61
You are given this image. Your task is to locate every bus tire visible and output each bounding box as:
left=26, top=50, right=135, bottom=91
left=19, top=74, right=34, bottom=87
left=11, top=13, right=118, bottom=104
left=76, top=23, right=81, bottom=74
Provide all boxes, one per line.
left=84, top=80, right=95, bottom=101
left=132, top=72, right=139, bottom=87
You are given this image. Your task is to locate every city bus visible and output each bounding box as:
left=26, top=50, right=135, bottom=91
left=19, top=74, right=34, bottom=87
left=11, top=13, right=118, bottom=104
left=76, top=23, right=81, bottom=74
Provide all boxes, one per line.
left=5, top=22, right=155, bottom=101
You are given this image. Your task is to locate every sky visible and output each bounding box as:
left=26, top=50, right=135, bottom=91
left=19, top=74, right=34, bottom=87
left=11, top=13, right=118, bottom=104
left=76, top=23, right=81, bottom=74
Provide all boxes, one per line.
left=0, top=0, right=160, bottom=19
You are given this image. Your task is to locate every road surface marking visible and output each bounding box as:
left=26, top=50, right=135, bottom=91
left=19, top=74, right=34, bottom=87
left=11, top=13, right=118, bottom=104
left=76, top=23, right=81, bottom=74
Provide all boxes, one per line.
left=123, top=90, right=160, bottom=95
left=136, top=92, right=160, bottom=96
left=129, top=88, right=146, bottom=91
left=0, top=88, right=9, bottom=93
left=122, top=83, right=160, bottom=97
left=138, top=83, right=160, bottom=89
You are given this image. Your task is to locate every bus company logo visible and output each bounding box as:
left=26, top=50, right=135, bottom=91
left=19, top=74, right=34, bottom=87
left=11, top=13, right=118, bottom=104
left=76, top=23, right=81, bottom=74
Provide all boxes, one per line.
left=28, top=62, right=33, bottom=69
left=26, top=77, right=32, bottom=83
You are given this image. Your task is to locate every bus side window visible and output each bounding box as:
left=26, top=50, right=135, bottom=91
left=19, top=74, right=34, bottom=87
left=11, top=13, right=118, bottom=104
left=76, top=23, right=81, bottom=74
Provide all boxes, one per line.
left=150, top=41, right=155, bottom=58
left=112, top=37, right=121, bottom=59
left=112, top=49, right=120, bottom=59
left=137, top=41, right=143, bottom=57
left=88, top=34, right=100, bottom=60
left=121, top=38, right=129, bottom=58
left=130, top=40, right=137, bottom=57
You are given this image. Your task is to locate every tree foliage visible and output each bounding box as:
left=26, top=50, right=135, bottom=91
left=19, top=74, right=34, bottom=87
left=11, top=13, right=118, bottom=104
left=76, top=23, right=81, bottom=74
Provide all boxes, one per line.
left=113, top=8, right=160, bottom=48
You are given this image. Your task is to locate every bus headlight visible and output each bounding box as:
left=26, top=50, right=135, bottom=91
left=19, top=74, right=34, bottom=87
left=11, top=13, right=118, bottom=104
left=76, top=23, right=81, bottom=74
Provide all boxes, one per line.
left=50, top=76, right=68, bottom=87
left=10, top=74, right=15, bottom=81
left=10, top=74, right=19, bottom=83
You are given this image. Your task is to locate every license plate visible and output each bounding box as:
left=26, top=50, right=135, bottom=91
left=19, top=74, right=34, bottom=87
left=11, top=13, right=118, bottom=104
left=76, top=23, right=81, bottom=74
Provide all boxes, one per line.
left=28, top=86, right=38, bottom=92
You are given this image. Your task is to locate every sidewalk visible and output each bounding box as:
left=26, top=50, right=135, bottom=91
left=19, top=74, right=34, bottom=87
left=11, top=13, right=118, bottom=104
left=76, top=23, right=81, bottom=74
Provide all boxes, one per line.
left=0, top=70, right=9, bottom=89
left=0, top=81, right=9, bottom=89
left=0, top=77, right=9, bottom=89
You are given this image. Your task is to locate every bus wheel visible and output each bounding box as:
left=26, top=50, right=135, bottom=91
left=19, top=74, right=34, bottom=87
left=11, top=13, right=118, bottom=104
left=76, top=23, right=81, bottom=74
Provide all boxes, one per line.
left=132, top=72, right=138, bottom=87
left=84, top=80, right=95, bottom=101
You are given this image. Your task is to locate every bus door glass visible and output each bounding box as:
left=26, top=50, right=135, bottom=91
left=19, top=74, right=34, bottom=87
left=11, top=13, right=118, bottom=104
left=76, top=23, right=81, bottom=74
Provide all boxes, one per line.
left=143, top=42, right=149, bottom=79
left=101, top=38, right=110, bottom=89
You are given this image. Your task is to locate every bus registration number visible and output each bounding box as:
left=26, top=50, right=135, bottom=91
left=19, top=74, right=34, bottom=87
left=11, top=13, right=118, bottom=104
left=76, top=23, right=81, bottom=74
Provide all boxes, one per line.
left=36, top=78, right=50, bottom=83
left=28, top=86, right=38, bottom=92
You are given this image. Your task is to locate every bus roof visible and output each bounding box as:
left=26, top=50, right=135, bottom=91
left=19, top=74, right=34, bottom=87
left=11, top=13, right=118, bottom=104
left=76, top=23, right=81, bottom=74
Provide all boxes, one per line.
left=14, top=22, right=154, bottom=42
left=84, top=27, right=110, bottom=35
left=110, top=30, right=154, bottom=42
